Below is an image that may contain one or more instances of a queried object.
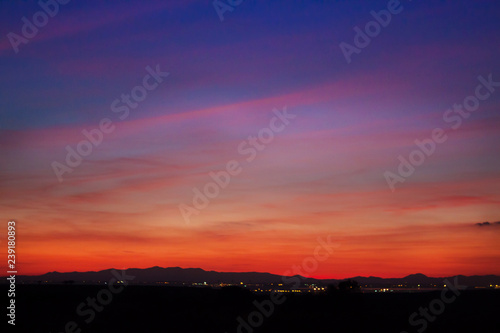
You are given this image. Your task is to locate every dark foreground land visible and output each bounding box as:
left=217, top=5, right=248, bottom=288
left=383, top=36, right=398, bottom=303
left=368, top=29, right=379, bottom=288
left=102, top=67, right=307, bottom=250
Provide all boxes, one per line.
left=10, top=285, right=500, bottom=333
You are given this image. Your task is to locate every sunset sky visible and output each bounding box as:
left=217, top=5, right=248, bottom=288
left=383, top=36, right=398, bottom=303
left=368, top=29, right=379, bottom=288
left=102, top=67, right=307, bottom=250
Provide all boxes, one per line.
left=1, top=0, right=499, bottom=278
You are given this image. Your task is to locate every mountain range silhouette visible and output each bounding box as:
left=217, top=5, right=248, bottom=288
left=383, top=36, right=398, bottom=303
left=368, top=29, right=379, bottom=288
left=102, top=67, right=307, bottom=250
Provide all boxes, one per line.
left=5, top=266, right=500, bottom=287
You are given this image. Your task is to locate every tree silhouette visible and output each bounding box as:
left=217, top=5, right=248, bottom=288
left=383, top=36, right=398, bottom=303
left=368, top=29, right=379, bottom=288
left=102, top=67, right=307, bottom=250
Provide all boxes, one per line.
left=338, top=279, right=360, bottom=292
left=326, top=283, right=338, bottom=295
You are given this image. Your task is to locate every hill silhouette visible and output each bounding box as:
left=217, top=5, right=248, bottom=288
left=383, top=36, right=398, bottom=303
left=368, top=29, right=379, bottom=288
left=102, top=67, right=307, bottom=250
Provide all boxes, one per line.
left=5, top=266, right=500, bottom=287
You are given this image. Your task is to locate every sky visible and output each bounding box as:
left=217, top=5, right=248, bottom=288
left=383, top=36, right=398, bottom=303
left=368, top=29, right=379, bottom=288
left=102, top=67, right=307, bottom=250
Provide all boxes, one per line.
left=0, top=0, right=499, bottom=278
